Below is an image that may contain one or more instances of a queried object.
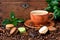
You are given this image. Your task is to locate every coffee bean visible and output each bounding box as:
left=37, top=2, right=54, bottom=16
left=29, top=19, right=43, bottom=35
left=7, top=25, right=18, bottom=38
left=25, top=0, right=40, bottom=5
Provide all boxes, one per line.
left=29, top=31, right=38, bottom=38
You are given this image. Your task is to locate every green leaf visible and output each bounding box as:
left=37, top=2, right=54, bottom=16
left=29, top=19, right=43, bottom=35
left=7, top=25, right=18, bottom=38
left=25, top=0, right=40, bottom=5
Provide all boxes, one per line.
left=17, top=19, right=24, bottom=23
left=2, top=11, right=25, bottom=26
left=10, top=11, right=15, bottom=20
left=45, top=0, right=60, bottom=20
left=12, top=21, right=18, bottom=26
left=54, top=8, right=60, bottom=20
left=51, top=0, right=58, bottom=6
left=58, top=0, right=60, bottom=2
left=53, top=6, right=58, bottom=10
left=11, top=18, right=17, bottom=22
left=2, top=19, right=10, bottom=26
left=45, top=6, right=54, bottom=12
left=46, top=0, right=51, bottom=4
left=12, top=18, right=24, bottom=26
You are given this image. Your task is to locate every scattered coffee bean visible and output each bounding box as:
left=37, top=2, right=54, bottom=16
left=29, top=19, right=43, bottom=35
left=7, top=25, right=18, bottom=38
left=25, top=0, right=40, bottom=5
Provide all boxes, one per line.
left=29, top=31, right=38, bottom=38
left=0, top=21, right=59, bottom=40
left=0, top=28, right=5, bottom=33
left=28, top=38, right=33, bottom=40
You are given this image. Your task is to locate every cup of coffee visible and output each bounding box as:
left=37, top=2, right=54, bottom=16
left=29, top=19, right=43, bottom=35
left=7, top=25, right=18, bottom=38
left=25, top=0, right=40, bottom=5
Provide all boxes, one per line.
left=30, top=10, right=53, bottom=26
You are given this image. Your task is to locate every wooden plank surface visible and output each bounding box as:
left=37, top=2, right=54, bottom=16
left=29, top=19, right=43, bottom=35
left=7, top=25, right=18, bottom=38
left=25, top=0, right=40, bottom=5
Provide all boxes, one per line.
left=0, top=0, right=46, bottom=2
left=0, top=0, right=47, bottom=20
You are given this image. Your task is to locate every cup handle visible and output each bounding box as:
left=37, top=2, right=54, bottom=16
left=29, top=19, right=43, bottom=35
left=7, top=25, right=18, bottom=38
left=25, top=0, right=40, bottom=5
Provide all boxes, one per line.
left=48, top=13, right=54, bottom=22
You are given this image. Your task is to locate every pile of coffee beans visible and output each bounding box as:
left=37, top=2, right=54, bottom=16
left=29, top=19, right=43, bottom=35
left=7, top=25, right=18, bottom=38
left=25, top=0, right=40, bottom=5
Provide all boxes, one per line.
left=0, top=22, right=60, bottom=40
